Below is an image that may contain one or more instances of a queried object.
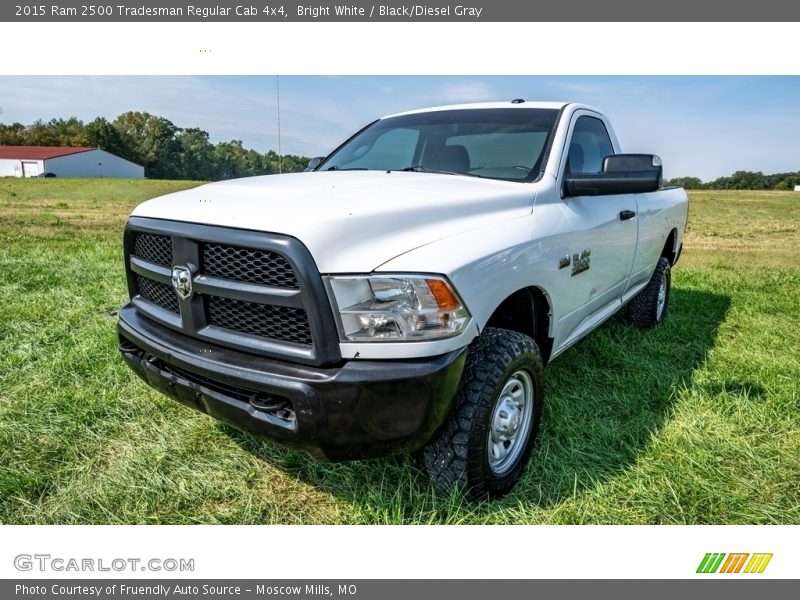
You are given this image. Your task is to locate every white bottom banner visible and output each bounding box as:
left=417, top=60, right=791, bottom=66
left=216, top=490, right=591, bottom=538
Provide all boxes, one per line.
left=1, top=525, right=797, bottom=579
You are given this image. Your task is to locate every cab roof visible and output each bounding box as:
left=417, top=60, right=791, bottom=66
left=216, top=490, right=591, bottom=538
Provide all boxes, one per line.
left=382, top=100, right=573, bottom=119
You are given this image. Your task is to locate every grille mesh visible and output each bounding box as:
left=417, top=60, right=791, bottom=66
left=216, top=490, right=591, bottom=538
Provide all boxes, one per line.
left=206, top=296, right=312, bottom=345
left=137, top=275, right=179, bottom=314
left=202, top=243, right=298, bottom=288
left=133, top=233, right=173, bottom=267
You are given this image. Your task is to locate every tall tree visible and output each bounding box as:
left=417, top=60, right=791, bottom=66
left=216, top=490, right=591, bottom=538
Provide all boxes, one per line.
left=47, top=117, right=88, bottom=146
left=177, top=127, right=215, bottom=180
left=0, top=122, right=26, bottom=145
left=86, top=117, right=136, bottom=161
left=113, top=111, right=182, bottom=179
left=26, top=119, right=59, bottom=146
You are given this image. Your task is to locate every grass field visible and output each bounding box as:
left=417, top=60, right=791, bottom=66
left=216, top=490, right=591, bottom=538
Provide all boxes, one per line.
left=0, top=180, right=798, bottom=524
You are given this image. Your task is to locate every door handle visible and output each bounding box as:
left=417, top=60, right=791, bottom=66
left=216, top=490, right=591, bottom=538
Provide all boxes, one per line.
left=619, top=210, right=636, bottom=221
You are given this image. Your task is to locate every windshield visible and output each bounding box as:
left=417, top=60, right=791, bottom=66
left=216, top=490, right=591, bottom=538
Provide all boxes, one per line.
left=318, top=108, right=560, bottom=181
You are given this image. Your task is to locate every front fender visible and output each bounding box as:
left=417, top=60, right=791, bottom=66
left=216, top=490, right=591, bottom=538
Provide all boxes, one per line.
left=377, top=207, right=568, bottom=339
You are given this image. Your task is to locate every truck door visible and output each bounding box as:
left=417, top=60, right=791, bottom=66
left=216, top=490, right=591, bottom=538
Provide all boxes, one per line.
left=556, top=113, right=637, bottom=342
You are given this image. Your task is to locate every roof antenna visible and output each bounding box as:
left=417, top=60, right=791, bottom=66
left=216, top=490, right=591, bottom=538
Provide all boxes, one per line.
left=276, top=75, right=283, bottom=174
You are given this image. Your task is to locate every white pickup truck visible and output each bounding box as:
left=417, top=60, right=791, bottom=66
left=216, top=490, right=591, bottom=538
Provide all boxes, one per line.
left=118, top=101, right=688, bottom=500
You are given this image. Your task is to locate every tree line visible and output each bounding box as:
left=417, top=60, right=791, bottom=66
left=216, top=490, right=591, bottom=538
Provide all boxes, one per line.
left=666, top=171, right=800, bottom=191
left=0, top=112, right=311, bottom=180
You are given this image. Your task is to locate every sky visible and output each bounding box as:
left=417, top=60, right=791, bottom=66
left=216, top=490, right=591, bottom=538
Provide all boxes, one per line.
left=1, top=75, right=798, bottom=180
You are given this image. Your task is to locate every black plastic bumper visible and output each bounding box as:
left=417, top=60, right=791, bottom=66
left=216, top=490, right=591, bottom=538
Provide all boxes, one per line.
left=118, top=304, right=467, bottom=461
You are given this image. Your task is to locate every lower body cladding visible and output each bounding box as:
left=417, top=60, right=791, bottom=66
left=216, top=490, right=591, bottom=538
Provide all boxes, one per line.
left=117, top=304, right=466, bottom=461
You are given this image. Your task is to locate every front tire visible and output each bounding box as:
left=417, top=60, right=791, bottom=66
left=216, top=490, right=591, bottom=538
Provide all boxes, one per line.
left=626, top=257, right=671, bottom=328
left=423, top=327, right=544, bottom=501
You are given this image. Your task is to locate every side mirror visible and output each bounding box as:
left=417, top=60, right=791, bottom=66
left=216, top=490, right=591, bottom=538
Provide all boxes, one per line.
left=563, top=153, right=663, bottom=197
left=304, top=156, right=325, bottom=172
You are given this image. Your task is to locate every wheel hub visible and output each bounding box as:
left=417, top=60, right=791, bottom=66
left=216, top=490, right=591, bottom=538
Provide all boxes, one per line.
left=492, top=398, right=522, bottom=441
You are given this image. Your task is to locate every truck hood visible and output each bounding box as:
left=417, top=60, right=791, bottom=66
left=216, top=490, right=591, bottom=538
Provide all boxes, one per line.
left=131, top=171, right=536, bottom=273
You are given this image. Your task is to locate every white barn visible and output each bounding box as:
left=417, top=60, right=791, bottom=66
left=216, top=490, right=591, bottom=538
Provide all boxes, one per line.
left=0, top=146, right=144, bottom=178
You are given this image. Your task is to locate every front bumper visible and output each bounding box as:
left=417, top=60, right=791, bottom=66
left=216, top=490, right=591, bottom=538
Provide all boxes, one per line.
left=118, top=304, right=467, bottom=461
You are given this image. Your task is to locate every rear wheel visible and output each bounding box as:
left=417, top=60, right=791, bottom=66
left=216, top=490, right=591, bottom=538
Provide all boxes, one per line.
left=423, top=327, right=544, bottom=501
left=626, top=257, right=671, bottom=328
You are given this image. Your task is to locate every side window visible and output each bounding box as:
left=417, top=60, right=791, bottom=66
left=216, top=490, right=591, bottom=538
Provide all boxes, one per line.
left=566, top=116, right=614, bottom=174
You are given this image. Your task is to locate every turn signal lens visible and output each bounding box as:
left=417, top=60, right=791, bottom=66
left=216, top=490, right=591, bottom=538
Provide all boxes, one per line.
left=426, top=278, right=461, bottom=311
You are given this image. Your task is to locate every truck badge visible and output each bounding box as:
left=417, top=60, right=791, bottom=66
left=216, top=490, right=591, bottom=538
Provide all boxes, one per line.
left=571, top=249, right=591, bottom=276
left=171, top=265, right=193, bottom=300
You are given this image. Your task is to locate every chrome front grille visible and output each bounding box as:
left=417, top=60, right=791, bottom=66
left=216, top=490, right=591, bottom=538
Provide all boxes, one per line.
left=123, top=218, right=339, bottom=366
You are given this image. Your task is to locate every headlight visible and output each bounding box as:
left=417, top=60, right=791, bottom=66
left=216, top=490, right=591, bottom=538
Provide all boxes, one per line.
left=326, top=275, right=471, bottom=342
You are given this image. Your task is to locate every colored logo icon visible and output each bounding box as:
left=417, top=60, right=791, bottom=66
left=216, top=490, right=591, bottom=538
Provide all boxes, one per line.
left=697, top=553, right=773, bottom=574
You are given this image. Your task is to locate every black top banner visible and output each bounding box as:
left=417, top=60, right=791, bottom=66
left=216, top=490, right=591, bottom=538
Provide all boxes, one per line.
left=5, top=0, right=800, bottom=21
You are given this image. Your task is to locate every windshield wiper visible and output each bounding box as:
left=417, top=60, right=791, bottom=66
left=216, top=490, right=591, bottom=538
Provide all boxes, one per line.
left=400, top=165, right=461, bottom=176
left=326, top=166, right=368, bottom=171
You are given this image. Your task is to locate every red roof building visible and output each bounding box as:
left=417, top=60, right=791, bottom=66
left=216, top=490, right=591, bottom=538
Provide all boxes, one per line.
left=0, top=146, right=143, bottom=178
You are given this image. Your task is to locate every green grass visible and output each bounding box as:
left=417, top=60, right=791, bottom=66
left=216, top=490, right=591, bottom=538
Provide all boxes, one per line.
left=0, top=179, right=798, bottom=524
